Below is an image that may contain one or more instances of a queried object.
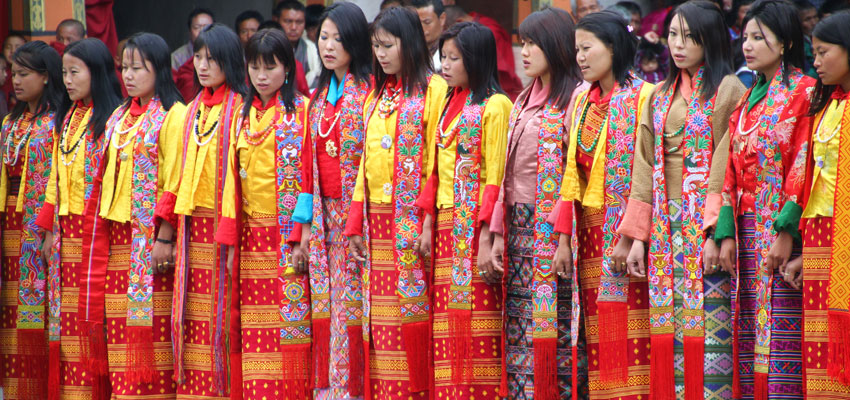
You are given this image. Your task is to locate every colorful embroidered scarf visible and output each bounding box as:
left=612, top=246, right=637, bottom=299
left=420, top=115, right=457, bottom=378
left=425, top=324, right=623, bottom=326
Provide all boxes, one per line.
left=827, top=97, right=850, bottom=385
left=561, top=78, right=647, bottom=385
left=361, top=75, right=432, bottom=392
left=648, top=67, right=715, bottom=399
left=171, top=89, right=240, bottom=396
left=306, top=73, right=369, bottom=394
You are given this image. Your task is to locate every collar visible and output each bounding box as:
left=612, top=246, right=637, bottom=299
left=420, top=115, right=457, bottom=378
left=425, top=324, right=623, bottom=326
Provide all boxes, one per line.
left=251, top=94, right=277, bottom=111
left=526, top=78, right=551, bottom=110
left=832, top=86, right=850, bottom=100
left=74, top=99, right=92, bottom=111
left=747, top=74, right=771, bottom=112
left=200, top=85, right=227, bottom=107
left=443, top=87, right=470, bottom=128
left=327, top=73, right=346, bottom=107
left=587, top=82, right=614, bottom=106
left=679, top=69, right=694, bottom=100
left=128, top=97, right=150, bottom=117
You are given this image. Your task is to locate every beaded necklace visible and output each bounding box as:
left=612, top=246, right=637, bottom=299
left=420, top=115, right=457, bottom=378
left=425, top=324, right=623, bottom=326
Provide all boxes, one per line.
left=192, top=106, right=219, bottom=146
left=60, top=104, right=90, bottom=166
left=243, top=104, right=281, bottom=146
left=377, top=85, right=401, bottom=119
left=4, top=114, right=35, bottom=166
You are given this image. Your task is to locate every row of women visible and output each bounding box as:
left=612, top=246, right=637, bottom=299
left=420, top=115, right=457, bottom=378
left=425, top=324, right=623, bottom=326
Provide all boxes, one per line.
left=1, top=0, right=849, bottom=399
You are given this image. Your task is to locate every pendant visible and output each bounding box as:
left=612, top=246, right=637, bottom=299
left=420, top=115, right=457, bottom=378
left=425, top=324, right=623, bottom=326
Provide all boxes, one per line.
left=239, top=168, right=248, bottom=179
left=119, top=152, right=128, bottom=162
left=383, top=182, right=393, bottom=197
left=325, top=140, right=338, bottom=158
left=381, top=135, right=393, bottom=149
left=817, top=156, right=825, bottom=168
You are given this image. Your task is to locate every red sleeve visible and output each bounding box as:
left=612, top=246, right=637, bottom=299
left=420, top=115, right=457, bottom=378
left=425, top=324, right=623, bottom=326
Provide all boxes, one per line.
left=548, top=199, right=574, bottom=235
left=477, top=184, right=500, bottom=226
left=286, top=223, right=303, bottom=244
left=344, top=201, right=365, bottom=237
left=300, top=125, right=314, bottom=195
left=85, top=0, right=118, bottom=55
left=214, top=216, right=239, bottom=246
left=36, top=202, right=55, bottom=231
left=295, top=61, right=310, bottom=97
left=154, top=191, right=178, bottom=228
left=415, top=173, right=438, bottom=217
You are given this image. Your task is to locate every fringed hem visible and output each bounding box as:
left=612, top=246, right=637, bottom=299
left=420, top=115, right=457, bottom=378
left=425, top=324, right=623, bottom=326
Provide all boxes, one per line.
left=402, top=321, right=430, bottom=392
left=125, top=326, right=155, bottom=384
left=448, top=308, right=472, bottom=384
left=650, top=334, right=675, bottom=400
left=312, top=318, right=331, bottom=389
left=533, top=338, right=558, bottom=400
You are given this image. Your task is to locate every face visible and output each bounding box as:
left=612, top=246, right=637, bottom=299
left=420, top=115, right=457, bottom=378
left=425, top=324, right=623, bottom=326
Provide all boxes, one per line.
left=741, top=19, right=783, bottom=76
left=62, top=53, right=91, bottom=102
left=190, top=13, right=214, bottom=43
left=238, top=18, right=261, bottom=47
left=813, top=37, right=850, bottom=87
left=576, top=29, right=614, bottom=84
left=736, top=5, right=751, bottom=29
left=416, top=6, right=445, bottom=47
left=248, top=55, right=287, bottom=103
left=2, top=36, right=25, bottom=61
left=800, top=9, right=819, bottom=37
left=372, top=29, right=402, bottom=76
left=280, top=9, right=306, bottom=44
left=193, top=47, right=226, bottom=89
left=520, top=38, right=549, bottom=79
left=576, top=0, right=601, bottom=20
left=629, top=12, right=642, bottom=33
left=440, top=39, right=468, bottom=88
left=667, top=15, right=704, bottom=73
left=56, top=25, right=83, bottom=46
left=641, top=56, right=658, bottom=73
left=10, top=61, right=46, bottom=104
left=0, top=61, right=6, bottom=85
left=122, top=48, right=156, bottom=101
left=318, top=19, right=352, bottom=73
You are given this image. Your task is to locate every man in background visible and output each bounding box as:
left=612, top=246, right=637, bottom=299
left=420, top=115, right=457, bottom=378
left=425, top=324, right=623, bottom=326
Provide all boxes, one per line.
left=171, top=8, right=214, bottom=71
left=275, top=0, right=321, bottom=88
left=235, top=10, right=264, bottom=48
left=411, top=0, right=446, bottom=71
left=575, top=0, right=601, bottom=20
left=56, top=19, right=85, bottom=46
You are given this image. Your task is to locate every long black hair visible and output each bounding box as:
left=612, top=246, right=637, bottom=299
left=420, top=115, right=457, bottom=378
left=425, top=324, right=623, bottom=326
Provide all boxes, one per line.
left=518, top=7, right=582, bottom=110
left=193, top=23, right=249, bottom=98
left=661, top=0, right=733, bottom=101
left=577, top=10, right=639, bottom=86
left=242, top=28, right=298, bottom=116
left=63, top=38, right=122, bottom=140
left=7, top=41, right=69, bottom=123
left=742, top=0, right=805, bottom=85
left=810, top=11, right=850, bottom=114
left=370, top=6, right=433, bottom=94
left=439, top=22, right=504, bottom=104
left=122, top=32, right=183, bottom=110
left=313, top=2, right=372, bottom=93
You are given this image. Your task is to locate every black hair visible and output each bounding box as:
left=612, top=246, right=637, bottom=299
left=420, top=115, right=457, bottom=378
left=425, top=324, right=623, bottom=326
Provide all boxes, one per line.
left=729, top=0, right=755, bottom=28
left=7, top=41, right=69, bottom=123
left=259, top=20, right=283, bottom=31
left=187, top=8, right=215, bottom=29
left=312, top=2, right=372, bottom=96
left=410, top=0, right=445, bottom=15
left=370, top=6, right=433, bottom=94
left=306, top=5, right=325, bottom=29
left=62, top=38, right=122, bottom=140
left=193, top=23, right=249, bottom=99
left=794, top=0, right=816, bottom=11
left=57, top=19, right=86, bottom=37
left=275, top=0, right=306, bottom=17
left=742, top=0, right=805, bottom=85
left=439, top=22, right=504, bottom=104
left=810, top=11, right=850, bottom=114
left=380, top=0, right=405, bottom=10
left=3, top=34, right=26, bottom=47
left=518, top=7, right=582, bottom=110
left=235, top=10, right=264, bottom=33
left=617, top=1, right=643, bottom=16
left=662, top=0, right=733, bottom=101
left=122, top=32, right=183, bottom=110
left=242, top=28, right=298, bottom=115
left=638, top=38, right=665, bottom=60
left=0, top=54, right=6, bottom=66
left=577, top=11, right=639, bottom=86
left=820, top=0, right=850, bottom=15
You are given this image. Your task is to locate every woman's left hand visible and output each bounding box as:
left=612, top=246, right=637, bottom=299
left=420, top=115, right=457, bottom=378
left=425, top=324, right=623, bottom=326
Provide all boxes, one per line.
left=766, top=231, right=794, bottom=275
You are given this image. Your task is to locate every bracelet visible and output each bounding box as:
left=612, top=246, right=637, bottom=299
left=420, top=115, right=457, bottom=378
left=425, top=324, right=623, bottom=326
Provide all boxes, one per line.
left=156, top=238, right=174, bottom=245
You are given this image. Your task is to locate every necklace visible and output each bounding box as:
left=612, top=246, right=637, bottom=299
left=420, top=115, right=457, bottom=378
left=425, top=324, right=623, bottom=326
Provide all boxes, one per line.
left=244, top=106, right=281, bottom=146
left=736, top=104, right=761, bottom=137
left=192, top=106, right=219, bottom=147
left=814, top=100, right=843, bottom=144
left=60, top=105, right=89, bottom=166
left=436, top=102, right=459, bottom=149
left=377, top=86, right=401, bottom=119
left=576, top=102, right=608, bottom=153
left=112, top=110, right=148, bottom=162
left=4, top=115, right=35, bottom=167
left=317, top=104, right=343, bottom=139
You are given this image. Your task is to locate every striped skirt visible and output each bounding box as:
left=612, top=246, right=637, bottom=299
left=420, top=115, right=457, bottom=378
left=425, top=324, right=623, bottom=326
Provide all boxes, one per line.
left=57, top=213, right=92, bottom=400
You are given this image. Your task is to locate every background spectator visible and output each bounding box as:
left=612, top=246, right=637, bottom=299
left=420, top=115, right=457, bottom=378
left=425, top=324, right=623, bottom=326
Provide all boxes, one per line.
left=305, top=4, right=325, bottom=44
left=275, top=0, right=320, bottom=88
left=575, top=0, right=602, bottom=20
left=411, top=0, right=446, bottom=71
left=235, top=10, right=264, bottom=48
left=171, top=7, right=214, bottom=71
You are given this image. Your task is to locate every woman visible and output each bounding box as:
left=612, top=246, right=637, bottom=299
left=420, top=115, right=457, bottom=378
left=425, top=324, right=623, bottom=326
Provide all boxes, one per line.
left=215, top=28, right=310, bottom=400
left=793, top=11, right=850, bottom=399
left=35, top=38, right=122, bottom=400
left=342, top=6, right=447, bottom=399
left=713, top=1, right=814, bottom=397
left=290, top=3, right=372, bottom=398
left=419, top=21, right=511, bottom=399
left=0, top=41, right=66, bottom=399
left=617, top=1, right=746, bottom=399
left=170, top=24, right=247, bottom=400
left=487, top=7, right=587, bottom=400
left=83, top=32, right=186, bottom=398
left=554, top=10, right=655, bottom=400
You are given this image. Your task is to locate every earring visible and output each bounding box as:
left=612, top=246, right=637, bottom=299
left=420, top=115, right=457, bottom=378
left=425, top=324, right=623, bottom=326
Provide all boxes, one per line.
left=44, top=80, right=48, bottom=84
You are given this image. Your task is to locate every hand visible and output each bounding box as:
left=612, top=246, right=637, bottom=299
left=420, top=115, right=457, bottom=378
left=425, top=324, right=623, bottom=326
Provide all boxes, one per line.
left=291, top=243, right=309, bottom=274
left=226, top=245, right=235, bottom=276
left=413, top=213, right=433, bottom=259
left=718, top=238, right=738, bottom=280
left=477, top=225, right=503, bottom=285
left=626, top=239, right=647, bottom=278
left=780, top=255, right=803, bottom=290
left=491, top=233, right=505, bottom=274
left=644, top=31, right=660, bottom=44
left=766, top=231, right=794, bottom=276
left=151, top=241, right=174, bottom=274
left=703, top=238, right=721, bottom=275
left=349, top=236, right=367, bottom=262
left=553, top=235, right=573, bottom=280
left=611, top=236, right=633, bottom=274
left=41, top=231, right=53, bottom=265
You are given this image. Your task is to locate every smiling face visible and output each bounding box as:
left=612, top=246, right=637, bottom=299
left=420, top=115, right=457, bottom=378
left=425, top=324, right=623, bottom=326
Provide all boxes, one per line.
left=193, top=46, right=226, bottom=89
left=440, top=38, right=468, bottom=88
left=741, top=19, right=783, bottom=77
left=318, top=19, right=352, bottom=74
left=372, top=28, right=402, bottom=76
left=575, top=29, right=614, bottom=85
left=62, top=53, right=91, bottom=102
left=122, top=48, right=156, bottom=102
left=667, top=15, right=704, bottom=73
left=813, top=37, right=850, bottom=88
left=248, top=55, right=286, bottom=104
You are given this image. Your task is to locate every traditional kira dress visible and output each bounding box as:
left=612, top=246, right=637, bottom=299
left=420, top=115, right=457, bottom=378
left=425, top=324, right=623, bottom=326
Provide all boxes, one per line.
left=0, top=109, right=55, bottom=399
left=618, top=69, right=746, bottom=400
left=172, top=85, right=243, bottom=400
left=35, top=101, right=110, bottom=400
left=291, top=72, right=370, bottom=399
left=557, top=76, right=653, bottom=400
left=800, top=87, right=850, bottom=400
left=420, top=87, right=510, bottom=399
left=343, top=74, right=447, bottom=400
left=84, top=97, right=186, bottom=398
left=713, top=67, right=814, bottom=400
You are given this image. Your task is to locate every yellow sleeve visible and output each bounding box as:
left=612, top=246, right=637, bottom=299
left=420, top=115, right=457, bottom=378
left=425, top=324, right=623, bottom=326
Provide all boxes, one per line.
left=0, top=115, right=9, bottom=210
left=422, top=76, right=448, bottom=186
left=352, top=92, right=376, bottom=204
left=158, top=102, right=187, bottom=197
left=44, top=136, right=59, bottom=207
left=481, top=94, right=511, bottom=189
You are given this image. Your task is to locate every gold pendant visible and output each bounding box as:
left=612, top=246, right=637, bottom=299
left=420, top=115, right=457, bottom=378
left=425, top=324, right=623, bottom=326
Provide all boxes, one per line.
left=325, top=140, right=338, bottom=158
left=119, top=152, right=128, bottom=162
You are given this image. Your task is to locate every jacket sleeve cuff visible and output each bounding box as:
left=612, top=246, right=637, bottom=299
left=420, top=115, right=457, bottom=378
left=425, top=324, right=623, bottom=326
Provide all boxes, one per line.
left=548, top=199, right=574, bottom=235
left=286, top=223, right=303, bottom=245
left=489, top=201, right=506, bottom=235
left=291, top=193, right=314, bottom=224
left=617, top=198, right=652, bottom=242
left=214, top=216, right=239, bottom=246
left=36, top=202, right=55, bottom=231
left=477, top=185, right=500, bottom=226
left=702, top=193, right=723, bottom=230
left=154, top=191, right=178, bottom=228
left=714, top=205, right=736, bottom=243
left=415, top=174, right=438, bottom=217
left=343, top=201, right=365, bottom=237
left=774, top=201, right=803, bottom=244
